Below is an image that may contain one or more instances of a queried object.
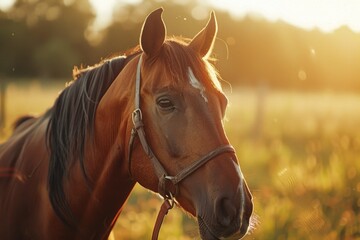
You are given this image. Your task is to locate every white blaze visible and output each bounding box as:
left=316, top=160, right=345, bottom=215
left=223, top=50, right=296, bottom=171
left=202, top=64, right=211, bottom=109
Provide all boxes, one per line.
left=188, top=67, right=208, bottom=103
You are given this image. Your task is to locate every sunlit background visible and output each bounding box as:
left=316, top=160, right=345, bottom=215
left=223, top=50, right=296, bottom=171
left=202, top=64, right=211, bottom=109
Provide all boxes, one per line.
left=2, top=0, right=360, bottom=32
left=0, top=0, right=360, bottom=239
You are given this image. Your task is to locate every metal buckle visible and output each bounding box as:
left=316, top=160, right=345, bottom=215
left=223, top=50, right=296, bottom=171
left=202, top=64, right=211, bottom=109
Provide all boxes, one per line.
left=164, top=175, right=175, bottom=181
left=164, top=191, right=175, bottom=209
left=132, top=108, right=142, bottom=125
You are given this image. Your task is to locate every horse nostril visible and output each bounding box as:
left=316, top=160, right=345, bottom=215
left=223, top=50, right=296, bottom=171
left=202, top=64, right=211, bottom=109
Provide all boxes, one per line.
left=215, top=197, right=237, bottom=227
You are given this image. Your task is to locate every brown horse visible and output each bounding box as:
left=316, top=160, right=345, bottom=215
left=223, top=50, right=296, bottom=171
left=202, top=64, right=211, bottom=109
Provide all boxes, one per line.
left=0, top=8, right=253, bottom=240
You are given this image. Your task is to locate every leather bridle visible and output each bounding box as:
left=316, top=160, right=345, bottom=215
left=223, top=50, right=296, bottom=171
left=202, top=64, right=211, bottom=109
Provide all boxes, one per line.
left=127, top=54, right=235, bottom=239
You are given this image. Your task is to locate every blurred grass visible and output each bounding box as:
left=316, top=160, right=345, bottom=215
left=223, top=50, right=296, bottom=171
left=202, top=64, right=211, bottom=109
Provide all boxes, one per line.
left=0, top=80, right=64, bottom=138
left=224, top=88, right=360, bottom=240
left=1, top=81, right=360, bottom=239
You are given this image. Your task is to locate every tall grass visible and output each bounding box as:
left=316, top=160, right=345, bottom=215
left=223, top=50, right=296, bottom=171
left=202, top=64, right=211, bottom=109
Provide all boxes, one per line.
left=2, top=82, right=359, bottom=239
left=224, top=89, right=360, bottom=240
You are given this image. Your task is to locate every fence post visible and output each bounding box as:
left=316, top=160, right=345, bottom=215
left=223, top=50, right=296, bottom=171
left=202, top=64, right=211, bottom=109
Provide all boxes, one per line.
left=0, top=80, right=6, bottom=136
left=252, top=83, right=268, bottom=139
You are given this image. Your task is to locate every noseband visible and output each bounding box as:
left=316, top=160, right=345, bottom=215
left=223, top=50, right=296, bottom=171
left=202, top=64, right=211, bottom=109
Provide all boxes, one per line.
left=127, top=54, right=235, bottom=239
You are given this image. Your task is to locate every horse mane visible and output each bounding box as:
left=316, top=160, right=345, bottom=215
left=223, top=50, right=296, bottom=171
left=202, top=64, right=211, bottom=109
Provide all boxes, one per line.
left=46, top=52, right=138, bottom=225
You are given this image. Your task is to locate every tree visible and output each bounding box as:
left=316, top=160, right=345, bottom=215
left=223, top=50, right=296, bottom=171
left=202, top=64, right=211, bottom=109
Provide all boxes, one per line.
left=0, top=0, right=95, bottom=78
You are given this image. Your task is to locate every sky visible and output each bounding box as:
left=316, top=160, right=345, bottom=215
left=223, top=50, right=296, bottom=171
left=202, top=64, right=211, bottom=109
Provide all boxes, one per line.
left=1, top=0, right=360, bottom=32
left=206, top=0, right=360, bottom=32
left=89, top=0, right=360, bottom=32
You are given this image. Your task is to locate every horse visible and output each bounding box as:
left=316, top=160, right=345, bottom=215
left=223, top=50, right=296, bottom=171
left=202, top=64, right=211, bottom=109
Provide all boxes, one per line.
left=0, top=8, right=253, bottom=240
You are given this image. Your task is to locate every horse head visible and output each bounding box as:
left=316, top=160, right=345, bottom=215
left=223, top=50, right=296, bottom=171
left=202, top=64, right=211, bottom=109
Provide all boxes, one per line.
left=127, top=8, right=253, bottom=239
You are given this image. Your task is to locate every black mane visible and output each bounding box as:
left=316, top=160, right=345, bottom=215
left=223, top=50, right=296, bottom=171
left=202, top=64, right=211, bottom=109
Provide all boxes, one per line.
left=46, top=55, right=131, bottom=225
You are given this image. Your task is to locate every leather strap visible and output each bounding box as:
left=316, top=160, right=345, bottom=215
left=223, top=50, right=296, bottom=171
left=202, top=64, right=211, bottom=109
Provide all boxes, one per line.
left=151, top=198, right=174, bottom=240
left=165, top=145, right=235, bottom=185
left=134, top=54, right=142, bottom=110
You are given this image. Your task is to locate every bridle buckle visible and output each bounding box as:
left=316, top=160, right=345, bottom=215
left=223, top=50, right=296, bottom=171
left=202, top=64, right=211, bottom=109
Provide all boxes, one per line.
left=164, top=191, right=175, bottom=209
left=132, top=108, right=142, bottom=125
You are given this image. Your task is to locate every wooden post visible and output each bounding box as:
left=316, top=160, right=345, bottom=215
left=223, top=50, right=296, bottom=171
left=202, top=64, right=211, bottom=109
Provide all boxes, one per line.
left=0, top=80, right=6, bottom=135
left=252, top=83, right=267, bottom=139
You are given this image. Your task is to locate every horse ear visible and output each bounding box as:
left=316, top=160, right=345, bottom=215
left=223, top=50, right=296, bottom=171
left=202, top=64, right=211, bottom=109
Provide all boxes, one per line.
left=140, top=8, right=166, bottom=57
left=189, top=11, right=218, bottom=58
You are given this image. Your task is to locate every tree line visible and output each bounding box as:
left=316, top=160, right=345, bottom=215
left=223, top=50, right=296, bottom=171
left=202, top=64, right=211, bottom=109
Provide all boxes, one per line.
left=1, top=0, right=360, bottom=91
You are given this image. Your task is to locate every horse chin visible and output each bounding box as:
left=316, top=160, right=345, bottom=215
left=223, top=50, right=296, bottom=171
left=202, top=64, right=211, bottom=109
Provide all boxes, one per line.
left=198, top=217, right=220, bottom=240
left=198, top=217, right=247, bottom=240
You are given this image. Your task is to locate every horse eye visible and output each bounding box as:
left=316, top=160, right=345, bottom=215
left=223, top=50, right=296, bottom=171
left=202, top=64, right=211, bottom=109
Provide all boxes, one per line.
left=157, top=98, right=175, bottom=110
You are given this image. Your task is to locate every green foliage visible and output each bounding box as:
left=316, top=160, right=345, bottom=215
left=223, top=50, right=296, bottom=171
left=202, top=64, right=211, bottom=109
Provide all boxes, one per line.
left=0, top=17, right=36, bottom=76
left=34, top=38, right=79, bottom=77
left=0, top=0, right=94, bottom=77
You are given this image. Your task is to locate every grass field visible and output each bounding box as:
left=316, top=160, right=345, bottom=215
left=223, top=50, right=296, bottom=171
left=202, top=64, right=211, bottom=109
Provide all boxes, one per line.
left=1, top=81, right=359, bottom=239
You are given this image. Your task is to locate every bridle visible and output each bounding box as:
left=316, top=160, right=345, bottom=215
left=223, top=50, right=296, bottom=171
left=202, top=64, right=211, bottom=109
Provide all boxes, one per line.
left=127, top=54, right=235, bottom=239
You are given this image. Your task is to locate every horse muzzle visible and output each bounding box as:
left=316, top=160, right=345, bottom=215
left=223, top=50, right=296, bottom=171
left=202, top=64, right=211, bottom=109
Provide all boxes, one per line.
left=197, top=180, right=253, bottom=240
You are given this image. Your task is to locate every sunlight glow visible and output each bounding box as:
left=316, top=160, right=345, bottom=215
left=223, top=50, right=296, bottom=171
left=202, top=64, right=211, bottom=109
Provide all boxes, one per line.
left=1, top=0, right=360, bottom=32
left=0, top=0, right=13, bottom=10
left=206, top=0, right=360, bottom=32
left=88, top=0, right=118, bottom=28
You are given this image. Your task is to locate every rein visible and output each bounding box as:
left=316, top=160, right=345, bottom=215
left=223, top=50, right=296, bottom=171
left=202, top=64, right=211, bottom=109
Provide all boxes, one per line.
left=127, top=55, right=235, bottom=239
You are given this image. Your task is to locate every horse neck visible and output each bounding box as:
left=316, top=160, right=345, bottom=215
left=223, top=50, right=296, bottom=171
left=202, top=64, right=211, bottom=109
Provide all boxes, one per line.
left=84, top=62, right=136, bottom=205
left=67, top=61, right=138, bottom=235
